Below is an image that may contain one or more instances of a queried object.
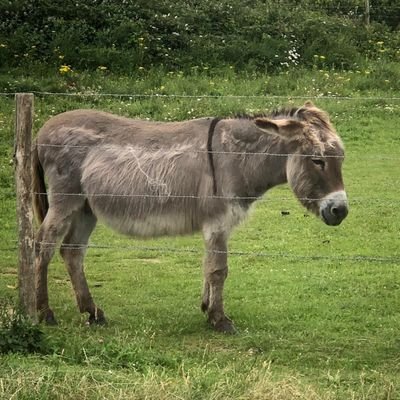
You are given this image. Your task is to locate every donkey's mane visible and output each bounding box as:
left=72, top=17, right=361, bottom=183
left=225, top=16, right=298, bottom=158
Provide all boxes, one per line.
left=233, top=106, right=298, bottom=120
left=234, top=104, right=340, bottom=153
left=234, top=105, right=330, bottom=126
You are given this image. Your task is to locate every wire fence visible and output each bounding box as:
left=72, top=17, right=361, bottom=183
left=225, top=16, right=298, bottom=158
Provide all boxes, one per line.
left=0, top=92, right=399, bottom=266
left=1, top=92, right=400, bottom=101
left=32, top=143, right=400, bottom=161
left=0, top=241, right=399, bottom=264
left=1, top=181, right=399, bottom=201
left=1, top=181, right=400, bottom=264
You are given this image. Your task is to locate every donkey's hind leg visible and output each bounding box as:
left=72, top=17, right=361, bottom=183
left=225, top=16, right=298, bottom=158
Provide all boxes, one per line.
left=60, top=205, right=105, bottom=325
left=36, top=209, right=71, bottom=324
left=201, top=281, right=210, bottom=313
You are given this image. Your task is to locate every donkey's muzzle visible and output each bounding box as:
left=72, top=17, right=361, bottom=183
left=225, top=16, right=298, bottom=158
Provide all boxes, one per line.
left=319, top=190, right=349, bottom=226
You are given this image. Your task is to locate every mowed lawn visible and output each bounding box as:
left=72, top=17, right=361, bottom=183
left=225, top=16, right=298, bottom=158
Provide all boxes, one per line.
left=0, top=82, right=399, bottom=399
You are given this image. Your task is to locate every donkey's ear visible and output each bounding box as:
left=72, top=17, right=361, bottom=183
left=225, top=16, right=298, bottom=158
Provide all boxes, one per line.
left=255, top=118, right=305, bottom=140
left=304, top=100, right=315, bottom=108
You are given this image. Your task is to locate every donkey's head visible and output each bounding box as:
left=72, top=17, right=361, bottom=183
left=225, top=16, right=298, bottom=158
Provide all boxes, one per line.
left=255, top=102, right=348, bottom=226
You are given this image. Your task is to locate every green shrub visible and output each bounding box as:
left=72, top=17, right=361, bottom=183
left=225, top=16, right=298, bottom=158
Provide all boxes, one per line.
left=0, top=298, right=47, bottom=354
left=0, top=0, right=399, bottom=73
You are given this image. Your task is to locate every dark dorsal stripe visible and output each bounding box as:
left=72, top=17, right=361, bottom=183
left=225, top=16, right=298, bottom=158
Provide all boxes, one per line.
left=207, top=117, right=221, bottom=196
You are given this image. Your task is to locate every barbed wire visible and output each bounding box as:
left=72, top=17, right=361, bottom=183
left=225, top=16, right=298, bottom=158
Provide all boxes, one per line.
left=1, top=188, right=400, bottom=204
left=31, top=143, right=400, bottom=160
left=35, top=143, right=346, bottom=158
left=1, top=240, right=399, bottom=263
left=23, top=192, right=400, bottom=204
left=1, top=189, right=400, bottom=204
left=1, top=92, right=400, bottom=101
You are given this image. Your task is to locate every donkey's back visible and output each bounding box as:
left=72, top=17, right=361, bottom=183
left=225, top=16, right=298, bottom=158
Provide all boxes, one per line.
left=35, top=109, right=219, bottom=237
left=37, top=109, right=213, bottom=147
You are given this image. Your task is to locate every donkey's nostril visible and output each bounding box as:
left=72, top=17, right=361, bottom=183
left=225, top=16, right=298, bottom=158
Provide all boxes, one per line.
left=330, top=204, right=348, bottom=219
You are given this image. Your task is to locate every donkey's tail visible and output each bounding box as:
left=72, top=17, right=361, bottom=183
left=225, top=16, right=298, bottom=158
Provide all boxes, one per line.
left=32, top=141, right=49, bottom=224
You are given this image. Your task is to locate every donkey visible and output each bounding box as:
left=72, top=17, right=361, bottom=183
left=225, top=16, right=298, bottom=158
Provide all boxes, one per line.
left=32, top=101, right=348, bottom=333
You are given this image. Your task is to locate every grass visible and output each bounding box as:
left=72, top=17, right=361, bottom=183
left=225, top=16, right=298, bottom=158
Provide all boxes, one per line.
left=0, top=66, right=399, bottom=399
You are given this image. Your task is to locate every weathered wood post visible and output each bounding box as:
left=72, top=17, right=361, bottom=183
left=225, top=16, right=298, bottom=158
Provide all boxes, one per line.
left=364, top=0, right=370, bottom=26
left=14, top=93, right=37, bottom=321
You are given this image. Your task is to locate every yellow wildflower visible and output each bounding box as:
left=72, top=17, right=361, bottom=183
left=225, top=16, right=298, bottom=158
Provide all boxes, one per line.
left=59, top=65, right=72, bottom=74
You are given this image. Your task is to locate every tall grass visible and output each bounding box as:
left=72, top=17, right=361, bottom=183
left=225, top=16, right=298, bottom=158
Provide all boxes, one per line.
left=1, top=62, right=399, bottom=97
left=0, top=68, right=399, bottom=399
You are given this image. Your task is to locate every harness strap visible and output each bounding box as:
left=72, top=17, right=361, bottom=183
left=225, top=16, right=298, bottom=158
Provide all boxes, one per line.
left=207, top=117, right=221, bottom=196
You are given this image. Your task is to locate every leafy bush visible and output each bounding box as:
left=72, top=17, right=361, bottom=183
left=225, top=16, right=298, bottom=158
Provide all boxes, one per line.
left=0, top=0, right=399, bottom=73
left=0, top=298, right=47, bottom=354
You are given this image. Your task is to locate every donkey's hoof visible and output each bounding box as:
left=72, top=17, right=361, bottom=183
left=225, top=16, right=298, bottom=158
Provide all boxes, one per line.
left=87, top=309, right=106, bottom=326
left=211, top=318, right=237, bottom=334
left=201, top=301, right=209, bottom=313
left=46, top=315, right=58, bottom=325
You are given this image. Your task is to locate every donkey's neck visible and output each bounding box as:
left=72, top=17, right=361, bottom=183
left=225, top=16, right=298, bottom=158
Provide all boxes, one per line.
left=243, top=138, right=288, bottom=196
left=219, top=120, right=289, bottom=207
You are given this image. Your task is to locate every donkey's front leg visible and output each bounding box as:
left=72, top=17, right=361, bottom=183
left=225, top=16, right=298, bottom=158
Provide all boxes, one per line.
left=201, top=230, right=235, bottom=334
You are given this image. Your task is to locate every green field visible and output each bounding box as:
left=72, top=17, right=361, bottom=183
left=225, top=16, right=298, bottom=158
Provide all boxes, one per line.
left=0, top=69, right=399, bottom=399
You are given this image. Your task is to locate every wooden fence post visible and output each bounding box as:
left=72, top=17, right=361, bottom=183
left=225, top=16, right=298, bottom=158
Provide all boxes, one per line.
left=364, top=0, right=370, bottom=26
left=14, top=93, right=37, bottom=321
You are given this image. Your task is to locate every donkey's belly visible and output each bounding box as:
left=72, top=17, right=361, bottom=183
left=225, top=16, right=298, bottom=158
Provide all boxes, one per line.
left=97, top=211, right=200, bottom=237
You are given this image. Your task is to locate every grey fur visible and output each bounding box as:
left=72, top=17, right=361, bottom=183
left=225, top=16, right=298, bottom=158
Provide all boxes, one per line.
left=32, top=103, right=348, bottom=332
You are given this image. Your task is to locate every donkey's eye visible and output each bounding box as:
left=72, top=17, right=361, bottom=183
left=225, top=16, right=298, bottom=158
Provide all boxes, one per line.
left=311, top=158, right=325, bottom=169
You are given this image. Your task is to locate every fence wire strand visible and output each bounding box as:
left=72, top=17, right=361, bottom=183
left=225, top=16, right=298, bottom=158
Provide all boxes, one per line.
left=31, top=142, right=400, bottom=160
left=26, top=192, right=400, bottom=205
left=1, top=189, right=400, bottom=205
left=0, top=240, right=397, bottom=264
left=1, top=92, right=400, bottom=101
